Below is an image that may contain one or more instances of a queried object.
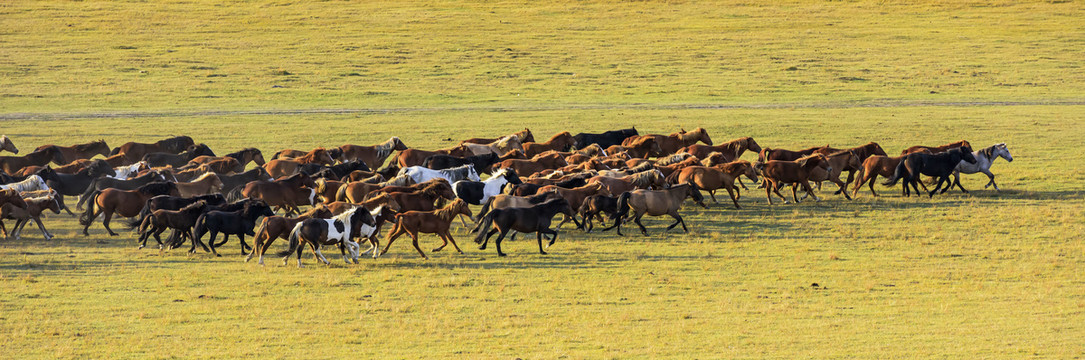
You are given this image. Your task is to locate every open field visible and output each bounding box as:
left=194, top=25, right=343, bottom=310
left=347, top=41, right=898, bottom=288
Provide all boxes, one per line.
left=3, top=0, right=1085, bottom=358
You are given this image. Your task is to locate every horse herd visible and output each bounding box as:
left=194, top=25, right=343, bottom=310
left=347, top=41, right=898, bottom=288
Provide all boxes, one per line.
left=0, top=128, right=1013, bottom=266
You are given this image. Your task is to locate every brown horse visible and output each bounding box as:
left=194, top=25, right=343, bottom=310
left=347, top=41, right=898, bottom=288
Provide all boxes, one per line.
left=113, top=136, right=195, bottom=164
left=802, top=151, right=862, bottom=200
left=239, top=173, right=317, bottom=216
left=313, top=178, right=344, bottom=204
left=758, top=145, right=826, bottom=162
left=364, top=177, right=448, bottom=200
left=381, top=185, right=456, bottom=212
left=614, top=137, right=664, bottom=159
left=80, top=182, right=180, bottom=236
left=537, top=182, right=610, bottom=228
left=0, top=146, right=66, bottom=174
left=671, top=160, right=759, bottom=209
left=0, top=194, right=61, bottom=240
left=901, top=140, right=972, bottom=155
left=588, top=170, right=665, bottom=195
left=655, top=157, right=702, bottom=178
left=246, top=204, right=334, bottom=265
left=622, top=127, right=713, bottom=157
left=338, top=137, right=408, bottom=169
left=496, top=152, right=568, bottom=176
left=601, top=183, right=706, bottom=236
left=379, top=199, right=472, bottom=259
left=0, top=135, right=17, bottom=154
left=851, top=154, right=930, bottom=197
left=333, top=174, right=416, bottom=203
left=35, top=140, right=110, bottom=162
left=395, top=146, right=470, bottom=168
left=522, top=132, right=575, bottom=157
left=175, top=173, right=224, bottom=197
left=461, top=129, right=535, bottom=145
left=811, top=142, right=888, bottom=186
left=188, top=157, right=242, bottom=174
left=680, top=136, right=762, bottom=162
left=756, top=154, right=831, bottom=204
left=263, top=148, right=337, bottom=178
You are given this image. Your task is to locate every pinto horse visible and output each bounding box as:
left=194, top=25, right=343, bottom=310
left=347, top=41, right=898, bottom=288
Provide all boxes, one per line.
left=901, top=140, right=972, bottom=156
left=522, top=132, right=575, bottom=157
left=279, top=207, right=376, bottom=266
left=338, top=137, right=408, bottom=169
left=672, top=160, right=759, bottom=209
left=602, top=183, right=706, bottom=236
left=0, top=135, right=18, bottom=154
left=452, top=168, right=522, bottom=206
left=883, top=147, right=977, bottom=197
left=248, top=205, right=335, bottom=262
left=35, top=140, right=110, bottom=162
left=79, top=182, right=180, bottom=236
left=680, top=137, right=762, bottom=162
left=379, top=199, right=472, bottom=259
left=756, top=154, right=832, bottom=204
left=473, top=198, right=575, bottom=257
left=113, top=136, right=195, bottom=163
left=0, top=146, right=66, bottom=174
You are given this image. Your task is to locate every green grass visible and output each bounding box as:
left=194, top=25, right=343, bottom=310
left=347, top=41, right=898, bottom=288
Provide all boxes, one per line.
left=2, top=1, right=1084, bottom=113
left=3, top=0, right=1085, bottom=358
left=1, top=105, right=1083, bottom=358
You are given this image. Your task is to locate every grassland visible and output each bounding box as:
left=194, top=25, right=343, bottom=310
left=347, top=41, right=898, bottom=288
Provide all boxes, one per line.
left=2, top=0, right=1085, bottom=359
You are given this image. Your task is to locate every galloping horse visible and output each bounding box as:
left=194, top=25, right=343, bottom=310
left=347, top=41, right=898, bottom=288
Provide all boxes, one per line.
left=680, top=137, right=762, bottom=162
left=883, top=147, right=977, bottom=197
left=452, top=168, right=522, bottom=205
left=949, top=143, right=1013, bottom=192
left=247, top=205, right=334, bottom=265
left=35, top=140, right=110, bottom=162
left=461, top=128, right=535, bottom=145
left=379, top=199, right=472, bottom=259
left=338, top=137, right=408, bottom=169
left=901, top=140, right=972, bottom=156
left=602, top=183, right=706, bottom=236
left=80, top=182, right=180, bottom=236
left=522, top=132, right=575, bottom=157
left=474, top=198, right=575, bottom=256
left=0, top=146, right=66, bottom=174
left=112, top=136, right=195, bottom=163
left=280, top=207, right=376, bottom=266
left=756, top=154, right=832, bottom=204
left=671, top=160, right=759, bottom=209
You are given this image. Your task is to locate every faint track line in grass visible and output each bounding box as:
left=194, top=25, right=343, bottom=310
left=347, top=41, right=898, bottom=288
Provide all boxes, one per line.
left=4, top=99, right=1085, bottom=120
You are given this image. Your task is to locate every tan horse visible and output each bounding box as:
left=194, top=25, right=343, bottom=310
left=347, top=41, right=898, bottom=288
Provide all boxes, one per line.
left=0, top=135, right=18, bottom=154
left=461, top=128, right=535, bottom=145
left=522, top=131, right=575, bottom=157
left=601, top=183, right=706, bottom=236
left=175, top=172, right=224, bottom=197
left=379, top=199, right=472, bottom=259
left=338, top=137, right=408, bottom=169
left=263, top=148, right=336, bottom=178
left=801, top=151, right=862, bottom=200
left=671, top=160, right=758, bottom=209
left=588, top=170, right=665, bottom=195
left=463, top=135, right=524, bottom=156
left=35, top=140, right=110, bottom=162
left=1, top=193, right=60, bottom=240
left=756, top=154, right=831, bottom=204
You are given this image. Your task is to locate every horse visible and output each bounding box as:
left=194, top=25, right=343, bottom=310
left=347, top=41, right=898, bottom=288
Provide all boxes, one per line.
left=35, top=140, right=110, bottom=162
left=77, top=171, right=168, bottom=210
left=0, top=146, right=66, bottom=174
left=125, top=194, right=227, bottom=235
left=237, top=172, right=317, bottom=216
left=246, top=204, right=334, bottom=264
left=45, top=160, right=116, bottom=216
left=0, top=135, right=17, bottom=154
left=755, top=154, right=832, bottom=204
left=623, top=127, right=712, bottom=157
left=298, top=160, right=371, bottom=180
left=79, top=182, right=180, bottom=236
left=135, top=200, right=209, bottom=249
left=463, top=135, right=524, bottom=156
left=850, top=154, right=928, bottom=197
left=395, top=147, right=460, bottom=168
left=223, top=148, right=266, bottom=168
left=758, top=145, right=825, bottom=162
left=190, top=199, right=276, bottom=256
left=522, top=132, right=575, bottom=157
left=263, top=148, right=337, bottom=178
left=338, top=137, right=408, bottom=169
left=537, top=182, right=610, bottom=229
left=110, top=161, right=149, bottom=179
left=801, top=150, right=862, bottom=200
left=883, top=147, right=977, bottom=197
left=811, top=142, right=888, bottom=186
left=572, top=128, right=639, bottom=150
left=655, top=157, right=703, bottom=179
left=461, top=128, right=535, bottom=145
left=949, top=143, right=1013, bottom=192
left=452, top=168, right=521, bottom=206
left=588, top=170, right=665, bottom=196
left=382, top=184, right=456, bottom=213
left=680, top=137, right=762, bottom=162
left=507, top=175, right=589, bottom=196
left=601, top=183, right=706, bottom=236
left=422, top=152, right=503, bottom=175
left=0, top=193, right=60, bottom=240
left=333, top=174, right=417, bottom=203
left=495, top=152, right=568, bottom=177
left=184, top=157, right=242, bottom=174
left=379, top=199, right=472, bottom=259
left=474, top=198, right=575, bottom=256
left=175, top=172, right=224, bottom=197
left=142, top=144, right=215, bottom=168
left=578, top=194, right=622, bottom=233
left=471, top=192, right=564, bottom=231
left=901, top=140, right=972, bottom=155
left=671, top=160, right=759, bottom=209
left=278, top=207, right=376, bottom=266
left=399, top=164, right=480, bottom=185
left=1, top=174, right=52, bottom=193
left=612, top=137, right=664, bottom=159
left=112, top=136, right=195, bottom=163
left=219, top=167, right=273, bottom=195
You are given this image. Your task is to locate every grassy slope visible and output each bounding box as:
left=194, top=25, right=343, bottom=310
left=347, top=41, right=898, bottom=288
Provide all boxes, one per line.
left=1, top=106, right=1083, bottom=358
left=2, top=1, right=1084, bottom=112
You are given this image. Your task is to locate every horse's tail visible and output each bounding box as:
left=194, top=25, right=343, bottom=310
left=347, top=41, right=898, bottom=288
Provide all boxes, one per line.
left=126, top=199, right=153, bottom=230
left=225, top=186, right=245, bottom=203
left=78, top=190, right=101, bottom=227
left=190, top=213, right=209, bottom=246
left=757, top=148, right=771, bottom=162
left=253, top=217, right=271, bottom=245
left=614, top=191, right=632, bottom=220
left=882, top=159, right=909, bottom=186
left=471, top=197, right=496, bottom=233
left=473, top=211, right=495, bottom=244
left=335, top=183, right=349, bottom=202
left=851, top=166, right=867, bottom=193
left=76, top=179, right=100, bottom=210
left=276, top=223, right=303, bottom=258
left=665, top=169, right=682, bottom=184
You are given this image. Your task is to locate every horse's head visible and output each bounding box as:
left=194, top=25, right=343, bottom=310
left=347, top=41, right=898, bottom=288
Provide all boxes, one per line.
left=868, top=142, right=888, bottom=157
left=252, top=149, right=267, bottom=166
left=993, top=143, right=1013, bottom=162
left=89, top=159, right=117, bottom=178
left=695, top=127, right=712, bottom=145
left=466, top=165, right=481, bottom=182
left=745, top=137, right=763, bottom=155
left=519, top=129, right=535, bottom=143
left=35, top=166, right=60, bottom=183
left=392, top=137, right=408, bottom=151
left=501, top=168, right=522, bottom=184
left=44, top=196, right=62, bottom=215
left=845, top=150, right=863, bottom=170
left=2, top=135, right=18, bottom=154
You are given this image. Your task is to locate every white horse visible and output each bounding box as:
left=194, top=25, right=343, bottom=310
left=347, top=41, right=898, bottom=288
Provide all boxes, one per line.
left=951, top=143, right=1013, bottom=192
left=0, top=175, right=50, bottom=192
left=451, top=168, right=522, bottom=206
left=111, top=161, right=148, bottom=179
left=398, top=164, right=480, bottom=184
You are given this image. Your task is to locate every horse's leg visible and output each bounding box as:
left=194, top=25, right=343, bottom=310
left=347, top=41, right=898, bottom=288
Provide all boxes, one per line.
left=457, top=214, right=470, bottom=228
left=736, top=178, right=749, bottom=190
left=294, top=242, right=305, bottom=268
left=535, top=232, right=548, bottom=255
left=982, top=169, right=999, bottom=191
left=0, top=220, right=8, bottom=238
left=208, top=233, right=225, bottom=257
left=803, top=181, right=820, bottom=202
left=379, top=226, right=404, bottom=257
left=583, top=211, right=594, bottom=233
left=633, top=212, right=648, bottom=236
left=443, top=232, right=464, bottom=254
left=832, top=177, right=852, bottom=200
left=479, top=228, right=498, bottom=249
left=725, top=185, right=741, bottom=209
left=310, top=243, right=330, bottom=265
left=407, top=230, right=428, bottom=260
left=708, top=190, right=719, bottom=203
left=102, top=210, right=118, bottom=236
left=664, top=211, right=682, bottom=232
left=493, top=229, right=509, bottom=257
left=237, top=234, right=250, bottom=255
left=764, top=181, right=775, bottom=205
left=432, top=231, right=450, bottom=252
left=199, top=231, right=216, bottom=255
left=789, top=184, right=800, bottom=203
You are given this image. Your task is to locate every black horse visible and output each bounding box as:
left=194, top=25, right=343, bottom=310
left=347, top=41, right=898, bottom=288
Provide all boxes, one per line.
left=165, top=197, right=252, bottom=249
left=45, top=161, right=116, bottom=216
left=190, top=199, right=275, bottom=256
left=473, top=198, right=576, bottom=256
left=572, top=127, right=639, bottom=150
left=126, top=193, right=227, bottom=236
left=883, top=147, right=978, bottom=197
left=451, top=168, right=521, bottom=205
left=77, top=171, right=168, bottom=210
left=505, top=176, right=588, bottom=196
left=136, top=200, right=210, bottom=250
left=578, top=194, right=621, bottom=233
left=422, top=152, right=500, bottom=175
left=142, top=144, right=216, bottom=168
left=219, top=167, right=273, bottom=195
left=298, top=160, right=371, bottom=180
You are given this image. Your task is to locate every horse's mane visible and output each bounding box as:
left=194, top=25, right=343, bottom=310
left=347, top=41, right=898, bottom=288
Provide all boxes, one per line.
left=527, top=191, right=557, bottom=204
left=70, top=140, right=105, bottom=152
left=628, top=162, right=654, bottom=173
left=657, top=153, right=692, bottom=166
left=548, top=131, right=572, bottom=143
left=225, top=148, right=259, bottom=159
left=297, top=204, right=330, bottom=219
left=628, top=170, right=660, bottom=188
left=493, top=135, right=521, bottom=149
left=978, top=145, right=997, bottom=159
left=433, top=199, right=465, bottom=220
left=179, top=200, right=208, bottom=212
left=137, top=181, right=176, bottom=196
left=513, top=129, right=532, bottom=142
left=380, top=174, right=413, bottom=187
left=720, top=160, right=751, bottom=174
left=374, top=137, right=401, bottom=160
left=189, top=172, right=218, bottom=183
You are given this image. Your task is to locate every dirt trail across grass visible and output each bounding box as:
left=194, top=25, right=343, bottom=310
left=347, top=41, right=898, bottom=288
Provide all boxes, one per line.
left=4, top=99, right=1084, bottom=120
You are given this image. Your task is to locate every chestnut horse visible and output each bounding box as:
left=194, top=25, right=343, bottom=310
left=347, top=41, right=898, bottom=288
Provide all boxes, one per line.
left=755, top=154, right=831, bottom=204
left=811, top=142, right=888, bottom=186
left=247, top=204, right=334, bottom=265
left=1, top=193, right=61, bottom=240
left=0, top=135, right=18, bottom=154
left=263, top=148, right=337, bottom=178
left=851, top=154, right=930, bottom=197
left=801, top=151, right=862, bottom=200
left=238, top=173, right=317, bottom=216
left=379, top=199, right=472, bottom=259
left=522, top=132, right=575, bottom=157
left=680, top=136, right=762, bottom=162
left=35, top=140, right=110, bottom=162
left=395, top=146, right=471, bottom=168
left=0, top=146, right=66, bottom=174
left=671, top=160, right=759, bottom=209
left=80, top=182, right=180, bottom=236
left=333, top=174, right=416, bottom=203
left=622, top=127, right=713, bottom=157
left=338, top=137, right=408, bottom=169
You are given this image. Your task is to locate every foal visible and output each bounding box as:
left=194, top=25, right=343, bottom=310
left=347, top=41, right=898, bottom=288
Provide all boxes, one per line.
left=379, top=199, right=472, bottom=260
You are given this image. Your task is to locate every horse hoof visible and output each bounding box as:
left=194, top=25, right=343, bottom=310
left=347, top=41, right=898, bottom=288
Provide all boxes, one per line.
left=498, top=253, right=507, bottom=257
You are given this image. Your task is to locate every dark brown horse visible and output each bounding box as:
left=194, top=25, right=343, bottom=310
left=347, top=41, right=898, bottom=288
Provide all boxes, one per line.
left=80, top=182, right=180, bottom=236
left=113, top=136, right=195, bottom=163
left=395, top=146, right=471, bottom=168
left=622, top=127, right=713, bottom=157
left=135, top=200, right=209, bottom=249
left=0, top=146, right=66, bottom=174
left=758, top=145, right=826, bottom=162
left=338, top=137, right=408, bottom=169
left=680, top=136, right=762, bottom=162
left=811, top=142, right=888, bottom=186
left=473, top=198, right=576, bottom=256
left=35, top=140, right=110, bottom=162
left=901, top=140, right=972, bottom=155
left=0, top=135, right=17, bottom=154
left=238, top=173, right=317, bottom=216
